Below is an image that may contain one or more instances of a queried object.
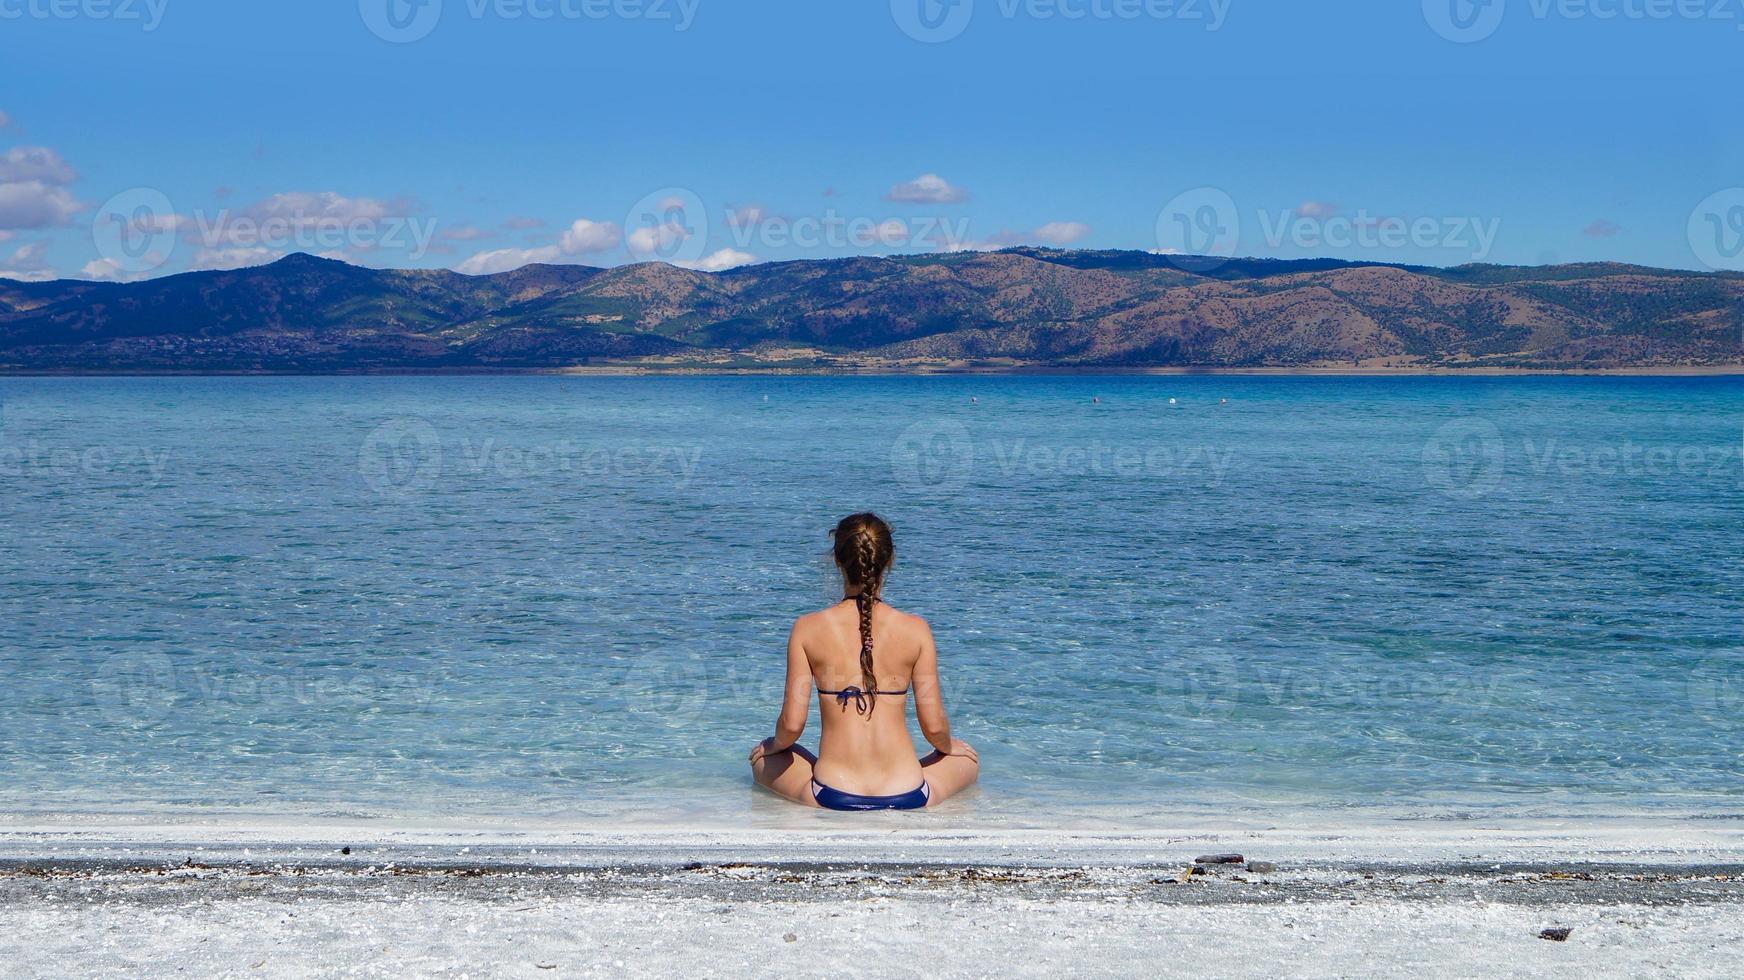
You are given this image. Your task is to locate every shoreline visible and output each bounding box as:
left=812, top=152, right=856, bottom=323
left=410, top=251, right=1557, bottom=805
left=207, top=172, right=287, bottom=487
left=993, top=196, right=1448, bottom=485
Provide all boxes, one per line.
left=3, top=363, right=1743, bottom=378
left=4, top=831, right=1740, bottom=978
left=6, top=815, right=1744, bottom=867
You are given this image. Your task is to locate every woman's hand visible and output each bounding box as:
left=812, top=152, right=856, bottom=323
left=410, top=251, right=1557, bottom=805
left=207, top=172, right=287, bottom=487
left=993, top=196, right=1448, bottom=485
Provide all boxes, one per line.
left=945, top=738, right=978, bottom=763
left=748, top=737, right=785, bottom=765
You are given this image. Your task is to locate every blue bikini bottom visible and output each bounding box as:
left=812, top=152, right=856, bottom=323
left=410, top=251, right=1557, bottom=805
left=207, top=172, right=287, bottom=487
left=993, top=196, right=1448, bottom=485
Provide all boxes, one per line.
left=810, top=778, right=930, bottom=811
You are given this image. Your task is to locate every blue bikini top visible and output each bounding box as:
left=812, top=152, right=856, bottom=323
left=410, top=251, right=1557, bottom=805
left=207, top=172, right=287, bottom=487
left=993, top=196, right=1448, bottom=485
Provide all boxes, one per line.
left=819, top=596, right=907, bottom=712
left=816, top=684, right=909, bottom=712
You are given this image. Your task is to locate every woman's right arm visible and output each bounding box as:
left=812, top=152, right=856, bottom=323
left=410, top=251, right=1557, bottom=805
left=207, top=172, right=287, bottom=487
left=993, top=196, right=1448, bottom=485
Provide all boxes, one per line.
left=767, top=621, right=811, bottom=753
left=912, top=620, right=958, bottom=756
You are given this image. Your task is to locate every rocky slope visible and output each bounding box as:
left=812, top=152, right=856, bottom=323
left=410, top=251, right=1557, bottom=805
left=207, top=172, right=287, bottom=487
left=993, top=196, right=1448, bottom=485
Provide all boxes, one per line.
left=1, top=250, right=1738, bottom=370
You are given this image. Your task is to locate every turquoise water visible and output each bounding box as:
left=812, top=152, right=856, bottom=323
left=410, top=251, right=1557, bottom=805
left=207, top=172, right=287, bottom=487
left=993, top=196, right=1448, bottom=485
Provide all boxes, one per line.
left=0, top=375, right=1740, bottom=827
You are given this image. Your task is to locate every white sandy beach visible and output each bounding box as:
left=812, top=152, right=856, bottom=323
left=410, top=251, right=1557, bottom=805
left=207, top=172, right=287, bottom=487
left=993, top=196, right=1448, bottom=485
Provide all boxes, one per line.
left=4, top=819, right=1742, bottom=978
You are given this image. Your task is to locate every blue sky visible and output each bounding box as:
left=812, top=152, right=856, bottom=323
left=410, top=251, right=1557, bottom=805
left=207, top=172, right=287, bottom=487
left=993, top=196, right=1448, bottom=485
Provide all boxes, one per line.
left=1, top=0, right=1740, bottom=281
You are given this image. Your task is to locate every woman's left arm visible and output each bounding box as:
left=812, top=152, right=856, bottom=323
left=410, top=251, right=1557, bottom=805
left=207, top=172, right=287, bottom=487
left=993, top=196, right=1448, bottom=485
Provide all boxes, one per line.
left=766, top=622, right=811, bottom=753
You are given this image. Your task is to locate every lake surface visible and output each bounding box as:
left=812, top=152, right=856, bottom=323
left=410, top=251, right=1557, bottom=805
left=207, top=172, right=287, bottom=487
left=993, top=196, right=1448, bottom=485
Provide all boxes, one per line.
left=1, top=375, right=1739, bottom=829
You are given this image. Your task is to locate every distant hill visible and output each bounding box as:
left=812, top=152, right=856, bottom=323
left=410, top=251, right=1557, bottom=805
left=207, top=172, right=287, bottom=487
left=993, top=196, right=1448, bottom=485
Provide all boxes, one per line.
left=1, top=250, right=1739, bottom=371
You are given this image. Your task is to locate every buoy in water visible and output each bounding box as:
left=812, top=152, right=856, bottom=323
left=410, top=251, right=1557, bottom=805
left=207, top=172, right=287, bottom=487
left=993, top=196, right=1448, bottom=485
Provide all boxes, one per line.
left=1169, top=398, right=1177, bottom=405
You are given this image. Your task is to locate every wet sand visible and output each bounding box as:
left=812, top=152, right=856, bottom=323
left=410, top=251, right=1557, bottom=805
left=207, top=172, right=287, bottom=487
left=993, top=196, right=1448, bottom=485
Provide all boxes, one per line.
left=3, top=824, right=1741, bottom=978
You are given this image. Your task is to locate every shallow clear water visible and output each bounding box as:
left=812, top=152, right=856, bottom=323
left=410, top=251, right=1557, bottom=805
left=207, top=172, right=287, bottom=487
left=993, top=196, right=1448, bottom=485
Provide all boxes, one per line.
left=1, top=375, right=1740, bottom=828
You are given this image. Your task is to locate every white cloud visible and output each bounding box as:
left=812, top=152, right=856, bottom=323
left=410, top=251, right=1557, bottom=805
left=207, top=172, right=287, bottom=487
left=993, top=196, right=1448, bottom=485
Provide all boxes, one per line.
left=627, top=220, right=690, bottom=256
left=938, top=239, right=1000, bottom=253
left=1295, top=200, right=1337, bottom=219
left=456, top=216, right=620, bottom=275
left=8, top=241, right=46, bottom=265
left=0, top=268, right=56, bottom=281
left=886, top=173, right=968, bottom=205
left=939, top=220, right=1092, bottom=252
left=242, top=191, right=392, bottom=223
left=0, top=180, right=82, bottom=230
left=501, top=216, right=545, bottom=230
left=867, top=218, right=910, bottom=247
left=456, top=245, right=563, bottom=275
left=1030, top=221, right=1090, bottom=246
left=0, top=239, right=55, bottom=280
left=558, top=218, right=619, bottom=254
left=0, top=144, right=83, bottom=231
left=189, top=246, right=282, bottom=271
left=727, top=204, right=772, bottom=227
left=440, top=225, right=496, bottom=242
left=80, top=256, right=161, bottom=282
left=0, top=146, right=77, bottom=185
left=0, top=111, right=12, bottom=129
left=185, top=191, right=399, bottom=247
left=675, top=248, right=757, bottom=272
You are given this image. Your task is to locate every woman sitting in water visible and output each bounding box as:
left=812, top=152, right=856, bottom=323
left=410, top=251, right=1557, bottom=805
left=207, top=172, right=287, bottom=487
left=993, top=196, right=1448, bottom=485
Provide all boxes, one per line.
left=749, top=513, right=979, bottom=810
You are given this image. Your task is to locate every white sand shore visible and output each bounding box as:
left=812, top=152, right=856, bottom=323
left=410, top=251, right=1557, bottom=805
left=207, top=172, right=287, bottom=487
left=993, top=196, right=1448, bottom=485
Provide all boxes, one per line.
left=5, top=814, right=1744, bottom=866
left=2, top=819, right=1742, bottom=978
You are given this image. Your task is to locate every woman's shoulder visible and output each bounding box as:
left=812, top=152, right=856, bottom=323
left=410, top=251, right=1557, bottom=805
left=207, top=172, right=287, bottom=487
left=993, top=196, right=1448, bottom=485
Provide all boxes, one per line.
left=792, top=602, right=929, bottom=629
left=876, top=603, right=932, bottom=635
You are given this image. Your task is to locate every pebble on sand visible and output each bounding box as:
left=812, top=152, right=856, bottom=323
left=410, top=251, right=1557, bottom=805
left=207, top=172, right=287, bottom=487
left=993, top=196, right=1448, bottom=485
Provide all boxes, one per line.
left=1246, top=861, right=1277, bottom=874
left=1195, top=854, right=1244, bottom=865
left=784, top=933, right=798, bottom=944
left=1539, top=927, right=1574, bottom=942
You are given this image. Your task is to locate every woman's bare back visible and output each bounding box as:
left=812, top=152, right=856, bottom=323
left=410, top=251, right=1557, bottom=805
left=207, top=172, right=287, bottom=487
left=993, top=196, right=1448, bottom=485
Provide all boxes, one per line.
left=799, top=599, right=928, bottom=796
left=748, top=513, right=978, bottom=810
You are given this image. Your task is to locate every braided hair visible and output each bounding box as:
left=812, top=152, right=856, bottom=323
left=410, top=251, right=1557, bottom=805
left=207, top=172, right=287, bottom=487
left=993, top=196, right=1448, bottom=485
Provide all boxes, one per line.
left=831, top=513, right=894, bottom=715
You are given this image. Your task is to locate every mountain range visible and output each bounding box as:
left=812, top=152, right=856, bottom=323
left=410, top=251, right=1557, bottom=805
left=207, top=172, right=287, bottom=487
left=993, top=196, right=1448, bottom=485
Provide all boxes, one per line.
left=1, top=249, right=1740, bottom=371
